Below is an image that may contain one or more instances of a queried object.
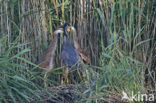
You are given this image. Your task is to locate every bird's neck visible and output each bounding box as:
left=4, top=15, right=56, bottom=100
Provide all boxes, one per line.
left=64, top=36, right=70, bottom=44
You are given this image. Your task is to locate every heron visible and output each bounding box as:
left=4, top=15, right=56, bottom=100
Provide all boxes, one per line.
left=61, top=23, right=79, bottom=68
left=60, top=23, right=90, bottom=84
left=38, top=27, right=64, bottom=87
left=65, top=25, right=91, bottom=84
left=60, top=23, right=79, bottom=83
left=38, top=23, right=90, bottom=85
left=68, top=26, right=90, bottom=64
left=61, top=23, right=90, bottom=67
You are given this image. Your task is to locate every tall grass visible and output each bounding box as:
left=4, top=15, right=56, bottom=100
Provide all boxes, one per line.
left=0, top=35, right=43, bottom=102
left=0, top=0, right=155, bottom=102
left=83, top=0, right=155, bottom=102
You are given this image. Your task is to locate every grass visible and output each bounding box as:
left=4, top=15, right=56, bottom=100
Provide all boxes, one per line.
left=0, top=35, right=41, bottom=102
left=0, top=0, right=155, bottom=102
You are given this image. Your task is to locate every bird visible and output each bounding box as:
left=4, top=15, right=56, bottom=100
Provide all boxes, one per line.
left=68, top=26, right=90, bottom=64
left=38, top=27, right=64, bottom=87
left=61, top=23, right=90, bottom=68
left=60, top=23, right=79, bottom=84
left=60, top=23, right=79, bottom=68
left=65, top=25, right=91, bottom=84
left=60, top=23, right=90, bottom=84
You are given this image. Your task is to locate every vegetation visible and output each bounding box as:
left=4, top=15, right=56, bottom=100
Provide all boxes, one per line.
left=0, top=0, right=155, bottom=102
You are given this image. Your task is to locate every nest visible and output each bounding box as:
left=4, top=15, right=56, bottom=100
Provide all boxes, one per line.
left=35, top=84, right=85, bottom=103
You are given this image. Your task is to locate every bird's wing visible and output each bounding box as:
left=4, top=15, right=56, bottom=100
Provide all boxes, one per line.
left=77, top=49, right=90, bottom=64
left=61, top=50, right=70, bottom=65
left=61, top=50, right=70, bottom=60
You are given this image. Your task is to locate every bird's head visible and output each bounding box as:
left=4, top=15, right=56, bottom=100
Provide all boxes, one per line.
left=62, top=22, right=71, bottom=36
left=62, top=23, right=76, bottom=36
left=54, top=27, right=64, bottom=34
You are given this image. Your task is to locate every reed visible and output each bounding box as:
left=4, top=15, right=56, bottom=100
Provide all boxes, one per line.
left=0, top=0, right=155, bottom=102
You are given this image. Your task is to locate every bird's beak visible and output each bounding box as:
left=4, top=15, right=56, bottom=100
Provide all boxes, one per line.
left=67, top=26, right=73, bottom=32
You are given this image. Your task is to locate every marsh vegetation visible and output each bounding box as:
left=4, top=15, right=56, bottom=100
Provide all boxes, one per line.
left=0, top=0, right=155, bottom=102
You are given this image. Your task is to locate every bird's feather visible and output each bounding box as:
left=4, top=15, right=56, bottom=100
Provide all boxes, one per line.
left=61, top=41, right=79, bottom=68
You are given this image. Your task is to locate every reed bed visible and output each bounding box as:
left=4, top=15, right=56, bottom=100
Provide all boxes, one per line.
left=0, top=0, right=155, bottom=102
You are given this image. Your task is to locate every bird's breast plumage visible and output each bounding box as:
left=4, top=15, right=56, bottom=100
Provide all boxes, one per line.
left=61, top=43, right=79, bottom=68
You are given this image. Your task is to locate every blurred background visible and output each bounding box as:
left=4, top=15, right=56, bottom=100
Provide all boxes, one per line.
left=0, top=0, right=155, bottom=102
